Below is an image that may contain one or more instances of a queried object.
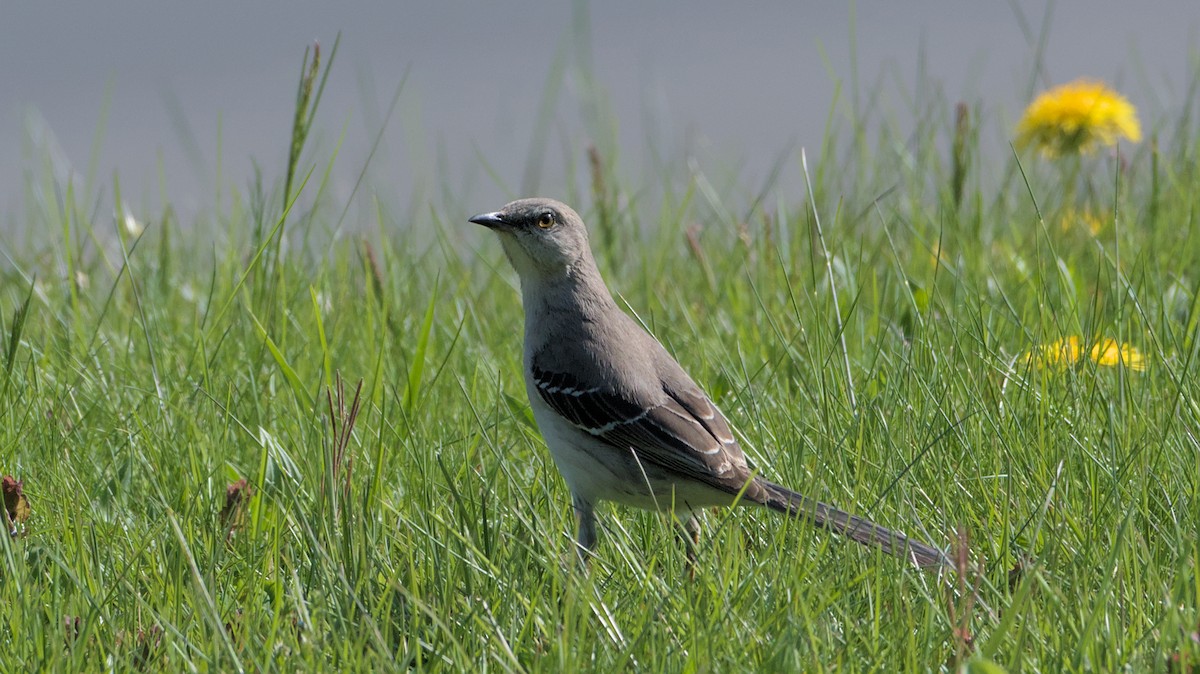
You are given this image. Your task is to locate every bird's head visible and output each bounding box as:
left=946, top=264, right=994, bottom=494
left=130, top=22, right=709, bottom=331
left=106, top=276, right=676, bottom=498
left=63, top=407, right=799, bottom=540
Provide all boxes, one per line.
left=470, top=198, right=593, bottom=281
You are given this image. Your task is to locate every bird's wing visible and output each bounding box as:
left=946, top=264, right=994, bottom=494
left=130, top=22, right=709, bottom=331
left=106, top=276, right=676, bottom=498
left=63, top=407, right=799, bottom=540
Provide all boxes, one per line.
left=530, top=364, right=748, bottom=488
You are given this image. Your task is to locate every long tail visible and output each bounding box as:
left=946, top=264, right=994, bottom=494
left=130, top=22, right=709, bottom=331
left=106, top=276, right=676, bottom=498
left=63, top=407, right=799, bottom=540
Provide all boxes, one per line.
left=760, top=480, right=948, bottom=569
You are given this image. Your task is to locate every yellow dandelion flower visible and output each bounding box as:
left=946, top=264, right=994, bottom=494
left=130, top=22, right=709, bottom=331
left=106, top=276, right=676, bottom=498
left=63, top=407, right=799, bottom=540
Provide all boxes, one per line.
left=1024, top=335, right=1147, bottom=371
left=1090, top=338, right=1147, bottom=371
left=1016, top=80, right=1142, bottom=157
left=1058, top=206, right=1107, bottom=236
left=1026, top=336, right=1084, bottom=368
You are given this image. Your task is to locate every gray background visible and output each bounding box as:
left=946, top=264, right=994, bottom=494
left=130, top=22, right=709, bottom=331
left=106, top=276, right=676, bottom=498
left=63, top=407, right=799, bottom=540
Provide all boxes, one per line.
left=1, top=2, right=1196, bottom=233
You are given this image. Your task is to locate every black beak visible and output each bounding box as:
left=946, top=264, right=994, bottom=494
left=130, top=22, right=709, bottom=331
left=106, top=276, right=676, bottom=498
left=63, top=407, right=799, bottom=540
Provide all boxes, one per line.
left=469, top=211, right=507, bottom=229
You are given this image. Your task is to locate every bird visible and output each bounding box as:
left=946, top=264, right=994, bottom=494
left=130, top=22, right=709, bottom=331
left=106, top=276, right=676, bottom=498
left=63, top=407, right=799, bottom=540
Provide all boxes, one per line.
left=470, top=197, right=946, bottom=568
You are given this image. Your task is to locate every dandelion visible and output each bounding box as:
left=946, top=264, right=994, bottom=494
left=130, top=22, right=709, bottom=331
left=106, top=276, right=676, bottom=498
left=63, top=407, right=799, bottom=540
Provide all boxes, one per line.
left=1090, top=338, right=1147, bottom=370
left=1058, top=206, right=1107, bottom=236
left=1016, top=80, right=1141, bottom=157
left=1027, top=336, right=1084, bottom=368
left=1025, top=335, right=1147, bottom=371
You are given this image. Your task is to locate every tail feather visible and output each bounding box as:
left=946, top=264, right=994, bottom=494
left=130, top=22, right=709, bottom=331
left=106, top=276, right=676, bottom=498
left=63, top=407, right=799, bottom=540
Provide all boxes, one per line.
left=761, top=480, right=948, bottom=569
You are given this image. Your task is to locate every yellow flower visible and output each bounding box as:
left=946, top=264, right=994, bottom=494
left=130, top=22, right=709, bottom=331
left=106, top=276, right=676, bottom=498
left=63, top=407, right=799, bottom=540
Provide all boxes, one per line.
left=1090, top=338, right=1147, bottom=370
left=1027, top=336, right=1084, bottom=368
left=1016, top=80, right=1142, bottom=157
left=1058, top=206, right=1107, bottom=236
left=1025, top=336, right=1147, bottom=371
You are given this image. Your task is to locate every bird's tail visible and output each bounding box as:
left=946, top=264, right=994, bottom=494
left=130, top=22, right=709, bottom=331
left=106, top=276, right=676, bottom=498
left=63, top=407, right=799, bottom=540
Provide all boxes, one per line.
left=760, top=480, right=948, bottom=569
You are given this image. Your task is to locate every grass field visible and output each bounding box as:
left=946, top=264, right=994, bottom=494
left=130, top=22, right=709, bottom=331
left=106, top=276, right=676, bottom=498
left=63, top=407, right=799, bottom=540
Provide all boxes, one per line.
left=2, top=44, right=1199, bottom=672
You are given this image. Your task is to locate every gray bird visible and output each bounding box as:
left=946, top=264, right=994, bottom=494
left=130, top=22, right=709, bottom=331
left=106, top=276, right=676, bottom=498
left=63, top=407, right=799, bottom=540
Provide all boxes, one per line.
left=471, top=198, right=946, bottom=568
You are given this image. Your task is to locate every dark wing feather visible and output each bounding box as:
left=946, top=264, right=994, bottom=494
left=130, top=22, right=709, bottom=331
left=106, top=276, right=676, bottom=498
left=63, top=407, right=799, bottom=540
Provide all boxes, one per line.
left=531, top=364, right=748, bottom=488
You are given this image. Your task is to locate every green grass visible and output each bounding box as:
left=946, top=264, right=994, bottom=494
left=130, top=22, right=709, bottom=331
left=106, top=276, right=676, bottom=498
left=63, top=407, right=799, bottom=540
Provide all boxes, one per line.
left=2, top=41, right=1200, bottom=673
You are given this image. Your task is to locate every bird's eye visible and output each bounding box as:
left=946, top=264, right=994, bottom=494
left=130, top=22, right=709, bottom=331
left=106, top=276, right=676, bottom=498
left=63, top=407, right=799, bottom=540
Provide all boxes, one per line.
left=537, top=212, right=555, bottom=228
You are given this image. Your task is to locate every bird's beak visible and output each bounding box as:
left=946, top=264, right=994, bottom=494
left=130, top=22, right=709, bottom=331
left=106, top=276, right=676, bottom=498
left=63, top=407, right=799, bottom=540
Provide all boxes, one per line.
left=469, top=211, right=507, bottom=230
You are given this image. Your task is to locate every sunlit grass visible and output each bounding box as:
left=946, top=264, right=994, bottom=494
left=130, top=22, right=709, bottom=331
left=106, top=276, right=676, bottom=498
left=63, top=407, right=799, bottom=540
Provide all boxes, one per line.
left=1, top=35, right=1199, bottom=673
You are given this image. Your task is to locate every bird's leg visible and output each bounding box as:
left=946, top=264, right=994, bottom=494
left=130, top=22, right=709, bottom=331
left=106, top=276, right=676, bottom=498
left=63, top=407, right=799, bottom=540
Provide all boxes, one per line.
left=572, top=495, right=598, bottom=563
left=676, top=514, right=702, bottom=576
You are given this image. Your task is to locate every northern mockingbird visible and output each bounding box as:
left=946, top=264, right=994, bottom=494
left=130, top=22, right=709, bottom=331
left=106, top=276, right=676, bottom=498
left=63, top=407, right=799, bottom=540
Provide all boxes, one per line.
left=471, top=198, right=946, bottom=568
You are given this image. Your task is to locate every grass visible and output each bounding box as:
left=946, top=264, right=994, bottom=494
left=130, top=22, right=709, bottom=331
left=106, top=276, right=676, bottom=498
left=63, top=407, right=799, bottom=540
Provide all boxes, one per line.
left=2, top=36, right=1200, bottom=673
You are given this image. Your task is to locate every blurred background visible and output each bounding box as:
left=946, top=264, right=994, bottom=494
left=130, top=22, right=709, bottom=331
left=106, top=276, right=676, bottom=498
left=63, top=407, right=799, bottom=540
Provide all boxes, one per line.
left=1, top=1, right=1197, bottom=237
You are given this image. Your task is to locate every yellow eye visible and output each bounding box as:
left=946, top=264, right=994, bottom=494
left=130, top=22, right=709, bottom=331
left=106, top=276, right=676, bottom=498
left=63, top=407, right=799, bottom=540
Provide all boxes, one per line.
left=537, top=211, right=555, bottom=228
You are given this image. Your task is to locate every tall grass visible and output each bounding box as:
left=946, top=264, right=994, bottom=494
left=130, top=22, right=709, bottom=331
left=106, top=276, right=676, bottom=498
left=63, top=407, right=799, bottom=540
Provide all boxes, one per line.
left=1, top=31, right=1199, bottom=673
